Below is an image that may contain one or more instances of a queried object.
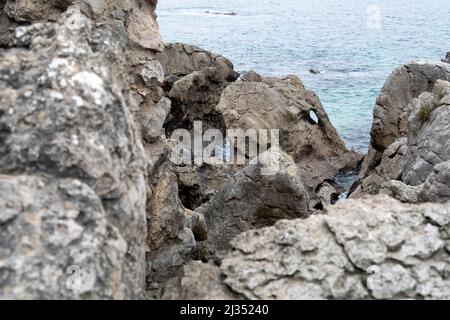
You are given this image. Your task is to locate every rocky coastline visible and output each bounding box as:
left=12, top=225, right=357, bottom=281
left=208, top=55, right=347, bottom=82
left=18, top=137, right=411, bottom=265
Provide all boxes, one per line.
left=0, top=1, right=449, bottom=299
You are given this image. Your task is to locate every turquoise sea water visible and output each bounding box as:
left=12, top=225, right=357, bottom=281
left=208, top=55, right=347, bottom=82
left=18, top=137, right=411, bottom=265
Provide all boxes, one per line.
left=157, top=0, right=450, bottom=152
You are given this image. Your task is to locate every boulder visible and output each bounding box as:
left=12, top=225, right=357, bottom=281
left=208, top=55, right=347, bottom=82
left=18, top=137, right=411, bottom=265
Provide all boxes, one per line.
left=216, top=71, right=360, bottom=204
left=167, top=196, right=450, bottom=300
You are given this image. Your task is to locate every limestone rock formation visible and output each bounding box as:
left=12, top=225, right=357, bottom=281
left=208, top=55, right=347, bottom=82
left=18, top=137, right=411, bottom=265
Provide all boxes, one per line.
left=381, top=160, right=450, bottom=203
left=146, top=162, right=207, bottom=288
left=216, top=71, right=360, bottom=206
left=401, top=80, right=450, bottom=186
left=442, top=52, right=450, bottom=64
left=1, top=0, right=163, bottom=51
left=156, top=42, right=239, bottom=135
left=166, top=196, right=450, bottom=300
left=357, top=61, right=450, bottom=181
left=155, top=43, right=240, bottom=209
left=352, top=80, right=450, bottom=202
left=0, top=175, right=129, bottom=299
left=0, top=7, right=147, bottom=299
left=161, top=261, right=238, bottom=300
left=197, top=148, right=310, bottom=252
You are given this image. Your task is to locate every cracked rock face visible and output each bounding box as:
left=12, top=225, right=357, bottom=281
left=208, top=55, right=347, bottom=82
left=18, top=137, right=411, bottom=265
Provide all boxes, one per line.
left=166, top=196, right=450, bottom=300
left=0, top=175, right=128, bottom=299
left=155, top=43, right=240, bottom=209
left=197, top=148, right=310, bottom=252
left=352, top=80, right=450, bottom=203
left=0, top=7, right=147, bottom=298
left=2, top=0, right=163, bottom=50
left=146, top=161, right=207, bottom=289
left=216, top=71, right=360, bottom=205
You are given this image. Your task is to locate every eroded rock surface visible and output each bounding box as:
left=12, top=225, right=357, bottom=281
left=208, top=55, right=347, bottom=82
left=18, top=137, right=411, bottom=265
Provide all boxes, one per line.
left=352, top=80, right=450, bottom=203
left=155, top=43, right=240, bottom=209
left=197, top=148, right=310, bottom=252
left=217, top=71, right=360, bottom=206
left=0, top=175, right=129, bottom=299
left=0, top=7, right=147, bottom=299
left=358, top=61, right=450, bottom=181
left=167, top=196, right=450, bottom=300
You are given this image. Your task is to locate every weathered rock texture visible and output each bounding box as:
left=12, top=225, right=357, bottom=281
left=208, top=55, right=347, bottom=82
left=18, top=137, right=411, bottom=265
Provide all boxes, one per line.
left=352, top=80, right=450, bottom=203
left=166, top=196, right=450, bottom=300
left=197, top=148, right=310, bottom=252
left=0, top=175, right=129, bottom=299
left=154, top=43, right=240, bottom=209
left=157, top=42, right=239, bottom=135
left=146, top=161, right=207, bottom=287
left=357, top=61, right=450, bottom=182
left=217, top=71, right=360, bottom=207
left=0, top=7, right=148, bottom=299
left=2, top=0, right=163, bottom=49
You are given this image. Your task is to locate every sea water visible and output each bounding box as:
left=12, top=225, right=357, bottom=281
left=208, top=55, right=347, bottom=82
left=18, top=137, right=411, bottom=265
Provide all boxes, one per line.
left=157, top=0, right=450, bottom=152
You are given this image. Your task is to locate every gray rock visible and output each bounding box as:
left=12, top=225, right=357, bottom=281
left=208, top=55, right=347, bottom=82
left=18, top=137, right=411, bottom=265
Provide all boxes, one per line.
left=168, top=196, right=450, bottom=300
left=155, top=43, right=240, bottom=209
left=161, top=261, right=238, bottom=300
left=0, top=7, right=147, bottom=298
left=352, top=80, right=450, bottom=202
left=401, top=80, right=450, bottom=185
left=156, top=42, right=238, bottom=78
left=197, top=148, right=310, bottom=252
left=2, top=0, right=164, bottom=51
left=216, top=71, right=360, bottom=206
left=382, top=160, right=450, bottom=203
left=146, top=161, right=207, bottom=288
left=351, top=138, right=408, bottom=197
left=442, top=52, right=450, bottom=64
left=0, top=175, right=129, bottom=299
left=358, top=61, right=450, bottom=181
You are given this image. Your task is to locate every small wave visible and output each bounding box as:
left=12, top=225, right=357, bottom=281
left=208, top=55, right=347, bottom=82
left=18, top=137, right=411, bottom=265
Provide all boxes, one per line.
left=204, top=10, right=237, bottom=16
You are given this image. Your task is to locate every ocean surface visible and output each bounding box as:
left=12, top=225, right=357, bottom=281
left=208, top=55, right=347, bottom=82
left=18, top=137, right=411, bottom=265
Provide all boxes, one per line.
left=157, top=0, right=450, bottom=152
